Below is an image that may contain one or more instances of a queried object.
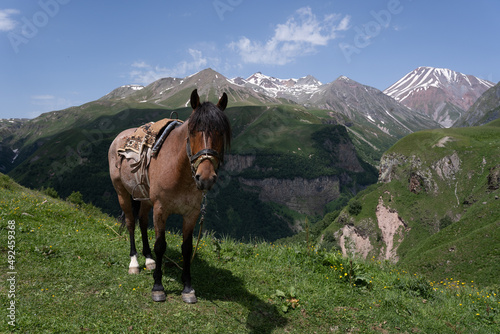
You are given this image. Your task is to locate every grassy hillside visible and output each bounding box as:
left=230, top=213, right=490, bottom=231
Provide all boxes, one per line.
left=319, top=120, right=500, bottom=286
left=4, top=103, right=381, bottom=241
left=1, top=174, right=498, bottom=333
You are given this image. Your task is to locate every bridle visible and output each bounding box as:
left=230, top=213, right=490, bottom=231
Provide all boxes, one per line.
left=185, top=132, right=221, bottom=179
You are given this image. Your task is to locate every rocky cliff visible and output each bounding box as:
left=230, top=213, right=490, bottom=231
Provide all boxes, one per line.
left=322, top=123, right=500, bottom=285
left=239, top=176, right=341, bottom=215
left=224, top=154, right=343, bottom=215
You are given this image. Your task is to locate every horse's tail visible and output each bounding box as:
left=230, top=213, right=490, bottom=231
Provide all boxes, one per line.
left=118, top=197, right=141, bottom=234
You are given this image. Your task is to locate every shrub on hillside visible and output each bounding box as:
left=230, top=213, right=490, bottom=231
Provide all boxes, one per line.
left=348, top=200, right=362, bottom=216
left=42, top=187, right=59, bottom=199
left=67, top=191, right=84, bottom=206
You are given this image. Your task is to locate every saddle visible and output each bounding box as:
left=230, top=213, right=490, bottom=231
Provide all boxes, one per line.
left=117, top=118, right=183, bottom=201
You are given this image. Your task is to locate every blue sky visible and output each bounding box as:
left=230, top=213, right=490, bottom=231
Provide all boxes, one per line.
left=1, top=0, right=498, bottom=119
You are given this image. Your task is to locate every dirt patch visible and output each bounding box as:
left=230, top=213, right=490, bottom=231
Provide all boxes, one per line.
left=338, top=225, right=373, bottom=259
left=433, top=136, right=453, bottom=148
left=376, top=197, right=407, bottom=262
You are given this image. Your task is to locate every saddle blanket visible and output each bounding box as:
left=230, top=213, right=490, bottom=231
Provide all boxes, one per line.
left=117, top=118, right=182, bottom=201
left=119, top=118, right=174, bottom=155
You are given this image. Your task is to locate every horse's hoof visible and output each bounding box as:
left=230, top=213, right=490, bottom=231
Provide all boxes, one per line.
left=145, top=258, right=156, bottom=270
left=152, top=290, right=166, bottom=302
left=182, top=290, right=197, bottom=304
left=128, top=267, right=140, bottom=274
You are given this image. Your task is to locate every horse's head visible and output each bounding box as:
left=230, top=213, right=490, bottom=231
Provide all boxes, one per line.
left=187, top=89, right=231, bottom=191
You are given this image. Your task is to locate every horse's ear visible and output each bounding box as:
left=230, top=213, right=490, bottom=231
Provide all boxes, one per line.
left=217, top=92, right=228, bottom=111
left=190, top=89, right=200, bottom=110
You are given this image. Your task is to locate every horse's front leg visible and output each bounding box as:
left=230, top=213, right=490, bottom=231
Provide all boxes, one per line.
left=181, top=214, right=199, bottom=304
left=151, top=207, right=168, bottom=302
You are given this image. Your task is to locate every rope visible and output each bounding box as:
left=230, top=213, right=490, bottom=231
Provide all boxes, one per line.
left=191, top=192, right=208, bottom=263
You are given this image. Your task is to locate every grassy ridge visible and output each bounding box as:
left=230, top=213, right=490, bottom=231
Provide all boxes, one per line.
left=1, top=174, right=498, bottom=333
left=319, top=120, right=500, bottom=287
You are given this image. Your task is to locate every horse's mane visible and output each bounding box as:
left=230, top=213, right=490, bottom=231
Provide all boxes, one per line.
left=188, top=101, right=232, bottom=159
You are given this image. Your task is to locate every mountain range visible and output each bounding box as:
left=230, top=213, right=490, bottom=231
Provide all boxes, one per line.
left=99, top=68, right=441, bottom=141
left=98, top=66, right=494, bottom=130
left=0, top=66, right=498, bottom=240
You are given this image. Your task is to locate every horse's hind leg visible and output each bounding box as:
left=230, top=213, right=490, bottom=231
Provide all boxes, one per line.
left=138, top=202, right=155, bottom=270
left=117, top=194, right=141, bottom=274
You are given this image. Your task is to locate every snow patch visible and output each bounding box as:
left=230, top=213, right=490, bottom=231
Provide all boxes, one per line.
left=11, top=149, right=19, bottom=163
left=122, top=84, right=144, bottom=91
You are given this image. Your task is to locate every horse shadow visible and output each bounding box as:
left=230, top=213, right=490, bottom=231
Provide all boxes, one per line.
left=162, top=249, right=288, bottom=333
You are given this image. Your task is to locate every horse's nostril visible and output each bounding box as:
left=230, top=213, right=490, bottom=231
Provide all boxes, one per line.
left=195, top=174, right=201, bottom=181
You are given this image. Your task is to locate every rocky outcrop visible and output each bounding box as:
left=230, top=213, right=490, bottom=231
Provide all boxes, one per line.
left=224, top=154, right=256, bottom=173
left=379, top=153, right=438, bottom=194
left=378, top=152, right=406, bottom=184
left=432, top=152, right=461, bottom=183
left=239, top=176, right=340, bottom=215
left=379, top=149, right=462, bottom=195
left=488, top=164, right=500, bottom=190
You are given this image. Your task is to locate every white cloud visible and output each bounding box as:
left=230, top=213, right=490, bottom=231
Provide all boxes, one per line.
left=131, top=61, right=150, bottom=69
left=229, top=7, right=350, bottom=65
left=130, top=49, right=210, bottom=85
left=31, top=95, right=56, bottom=100
left=30, top=95, right=77, bottom=116
left=0, top=9, right=20, bottom=32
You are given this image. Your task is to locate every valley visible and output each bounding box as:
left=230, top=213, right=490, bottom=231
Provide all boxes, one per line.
left=1, top=66, right=498, bottom=286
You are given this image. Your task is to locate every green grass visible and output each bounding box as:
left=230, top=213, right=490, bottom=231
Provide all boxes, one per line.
left=1, top=174, right=499, bottom=333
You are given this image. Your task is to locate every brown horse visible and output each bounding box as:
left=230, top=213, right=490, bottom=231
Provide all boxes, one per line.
left=108, top=89, right=231, bottom=303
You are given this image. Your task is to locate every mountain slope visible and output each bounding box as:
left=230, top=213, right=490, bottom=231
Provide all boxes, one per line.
left=235, top=73, right=441, bottom=138
left=318, top=120, right=500, bottom=285
left=0, top=68, right=453, bottom=241
left=231, top=72, right=323, bottom=102
left=454, top=81, right=500, bottom=127
left=384, top=66, right=494, bottom=127
left=310, top=76, right=440, bottom=135
left=104, top=68, right=287, bottom=108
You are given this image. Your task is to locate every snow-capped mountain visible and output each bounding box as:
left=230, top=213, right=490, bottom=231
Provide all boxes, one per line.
left=229, top=72, right=322, bottom=102
left=97, top=69, right=440, bottom=139
left=100, top=84, right=144, bottom=100
left=228, top=72, right=439, bottom=136
left=384, top=66, right=494, bottom=127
